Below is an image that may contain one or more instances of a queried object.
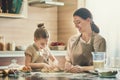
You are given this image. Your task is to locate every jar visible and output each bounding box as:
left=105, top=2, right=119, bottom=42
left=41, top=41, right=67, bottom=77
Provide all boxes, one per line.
left=8, top=59, right=20, bottom=69
left=0, top=36, right=5, bottom=51
left=7, top=41, right=15, bottom=51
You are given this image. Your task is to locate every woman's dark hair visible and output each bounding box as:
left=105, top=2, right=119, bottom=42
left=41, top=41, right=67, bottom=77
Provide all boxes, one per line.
left=34, top=23, right=49, bottom=39
left=73, top=8, right=100, bottom=33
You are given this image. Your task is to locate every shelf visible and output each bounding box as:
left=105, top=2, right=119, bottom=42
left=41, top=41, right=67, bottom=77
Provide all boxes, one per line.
left=0, top=0, right=28, bottom=18
left=0, top=13, right=26, bottom=18
left=0, top=50, right=66, bottom=57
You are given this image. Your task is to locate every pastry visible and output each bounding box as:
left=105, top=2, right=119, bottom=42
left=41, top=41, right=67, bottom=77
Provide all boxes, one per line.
left=41, top=67, right=63, bottom=72
left=21, top=66, right=31, bottom=73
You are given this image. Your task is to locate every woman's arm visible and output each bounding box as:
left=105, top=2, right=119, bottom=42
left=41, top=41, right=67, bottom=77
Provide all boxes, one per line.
left=69, top=65, right=94, bottom=73
left=65, top=38, right=73, bottom=71
left=79, top=66, right=94, bottom=71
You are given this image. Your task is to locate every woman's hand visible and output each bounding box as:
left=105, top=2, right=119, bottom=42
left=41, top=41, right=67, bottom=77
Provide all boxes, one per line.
left=64, top=62, right=73, bottom=72
left=69, top=65, right=83, bottom=73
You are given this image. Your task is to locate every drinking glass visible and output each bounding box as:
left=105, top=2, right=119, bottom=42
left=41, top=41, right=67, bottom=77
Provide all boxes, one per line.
left=92, top=52, right=105, bottom=69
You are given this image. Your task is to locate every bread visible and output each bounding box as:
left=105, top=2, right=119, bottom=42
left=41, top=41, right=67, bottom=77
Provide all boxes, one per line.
left=53, top=67, right=59, bottom=72
left=41, top=68, right=48, bottom=72
left=0, top=69, right=20, bottom=77
left=21, top=66, right=31, bottom=73
left=0, top=70, right=3, bottom=74
left=0, top=69, right=8, bottom=77
left=8, top=69, right=15, bottom=74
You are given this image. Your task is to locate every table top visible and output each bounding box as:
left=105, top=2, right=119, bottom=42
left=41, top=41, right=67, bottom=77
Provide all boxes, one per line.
left=0, top=72, right=118, bottom=80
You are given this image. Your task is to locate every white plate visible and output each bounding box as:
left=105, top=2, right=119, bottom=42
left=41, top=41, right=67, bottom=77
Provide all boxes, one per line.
left=88, top=70, right=98, bottom=75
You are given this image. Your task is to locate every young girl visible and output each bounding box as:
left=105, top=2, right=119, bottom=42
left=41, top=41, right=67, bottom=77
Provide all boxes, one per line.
left=25, top=23, right=58, bottom=71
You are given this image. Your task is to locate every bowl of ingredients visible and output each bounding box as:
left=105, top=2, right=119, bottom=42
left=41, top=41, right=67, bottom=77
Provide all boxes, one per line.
left=50, top=42, right=65, bottom=50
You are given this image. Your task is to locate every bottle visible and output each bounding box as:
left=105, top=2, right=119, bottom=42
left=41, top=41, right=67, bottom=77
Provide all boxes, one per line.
left=0, top=36, right=5, bottom=51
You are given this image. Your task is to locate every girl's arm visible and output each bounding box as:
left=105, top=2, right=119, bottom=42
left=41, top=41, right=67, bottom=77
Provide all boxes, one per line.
left=49, top=53, right=58, bottom=65
left=25, top=54, right=50, bottom=69
left=46, top=47, right=58, bottom=65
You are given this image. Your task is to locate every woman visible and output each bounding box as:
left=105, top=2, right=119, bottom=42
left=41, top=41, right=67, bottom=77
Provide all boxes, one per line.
left=25, top=23, right=58, bottom=71
left=65, top=8, right=106, bottom=73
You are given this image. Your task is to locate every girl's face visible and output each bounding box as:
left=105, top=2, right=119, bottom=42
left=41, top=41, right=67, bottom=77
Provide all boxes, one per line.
left=73, top=16, right=91, bottom=33
left=34, top=38, right=48, bottom=50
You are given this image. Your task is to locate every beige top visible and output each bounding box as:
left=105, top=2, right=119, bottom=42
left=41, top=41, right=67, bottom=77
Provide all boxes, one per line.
left=25, top=44, right=51, bottom=64
left=66, top=32, right=106, bottom=66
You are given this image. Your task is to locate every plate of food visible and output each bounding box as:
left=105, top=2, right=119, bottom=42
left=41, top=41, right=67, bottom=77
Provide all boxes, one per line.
left=98, top=69, right=118, bottom=78
left=8, top=69, right=19, bottom=77
left=20, top=66, right=31, bottom=73
left=0, top=69, right=20, bottom=77
left=0, top=69, right=8, bottom=77
left=99, top=71, right=117, bottom=78
left=41, top=67, right=64, bottom=73
left=88, top=70, right=98, bottom=75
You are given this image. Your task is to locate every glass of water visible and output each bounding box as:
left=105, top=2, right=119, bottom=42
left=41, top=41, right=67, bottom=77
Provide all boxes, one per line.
left=92, top=52, right=105, bottom=69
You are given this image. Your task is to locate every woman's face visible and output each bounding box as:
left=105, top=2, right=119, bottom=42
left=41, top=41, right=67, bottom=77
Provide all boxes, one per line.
left=73, top=16, right=91, bottom=33
left=34, top=38, right=48, bottom=50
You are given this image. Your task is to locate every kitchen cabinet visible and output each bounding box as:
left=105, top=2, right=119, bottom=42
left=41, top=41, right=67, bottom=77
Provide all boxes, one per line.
left=0, top=0, right=27, bottom=18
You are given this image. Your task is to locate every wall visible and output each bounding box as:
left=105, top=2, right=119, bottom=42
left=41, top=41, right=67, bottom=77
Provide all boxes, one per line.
left=0, top=6, right=57, bottom=47
left=86, top=0, right=120, bottom=67
left=58, top=0, right=86, bottom=44
left=58, top=0, right=77, bottom=44
left=0, top=0, right=86, bottom=48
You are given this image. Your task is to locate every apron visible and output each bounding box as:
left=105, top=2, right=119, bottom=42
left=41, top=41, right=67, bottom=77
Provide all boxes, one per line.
left=31, top=44, right=49, bottom=71
left=32, top=44, right=49, bottom=64
left=70, top=33, right=95, bottom=66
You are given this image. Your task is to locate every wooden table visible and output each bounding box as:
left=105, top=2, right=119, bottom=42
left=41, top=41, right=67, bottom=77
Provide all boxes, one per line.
left=0, top=72, right=118, bottom=80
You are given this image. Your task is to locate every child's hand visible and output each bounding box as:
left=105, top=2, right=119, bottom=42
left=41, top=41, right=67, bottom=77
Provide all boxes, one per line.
left=49, top=59, right=59, bottom=68
left=41, top=63, right=54, bottom=72
left=52, top=60, right=59, bottom=67
left=64, top=62, right=73, bottom=72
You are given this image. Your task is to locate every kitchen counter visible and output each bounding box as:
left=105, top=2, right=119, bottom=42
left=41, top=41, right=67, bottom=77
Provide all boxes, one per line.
left=0, top=50, right=66, bottom=57
left=0, top=72, right=118, bottom=80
